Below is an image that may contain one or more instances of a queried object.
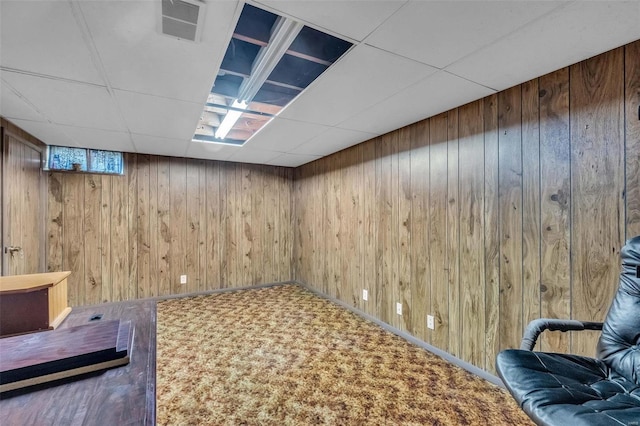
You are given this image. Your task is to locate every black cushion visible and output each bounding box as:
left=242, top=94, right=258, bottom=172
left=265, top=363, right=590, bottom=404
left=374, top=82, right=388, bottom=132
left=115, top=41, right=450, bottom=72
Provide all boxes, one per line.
left=597, top=235, right=640, bottom=384
left=497, top=350, right=640, bottom=426
left=497, top=236, right=640, bottom=426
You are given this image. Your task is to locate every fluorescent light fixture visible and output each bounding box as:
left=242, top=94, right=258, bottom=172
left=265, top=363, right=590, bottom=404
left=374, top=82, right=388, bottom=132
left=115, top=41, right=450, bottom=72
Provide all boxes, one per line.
left=214, top=100, right=247, bottom=139
left=236, top=17, right=303, bottom=102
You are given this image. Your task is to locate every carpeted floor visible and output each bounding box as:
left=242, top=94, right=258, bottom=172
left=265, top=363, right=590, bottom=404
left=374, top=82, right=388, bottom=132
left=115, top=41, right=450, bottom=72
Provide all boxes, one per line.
left=156, top=285, right=532, bottom=425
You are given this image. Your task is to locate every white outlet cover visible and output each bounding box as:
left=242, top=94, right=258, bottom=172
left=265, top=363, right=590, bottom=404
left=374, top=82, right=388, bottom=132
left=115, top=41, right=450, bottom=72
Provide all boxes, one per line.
left=396, top=302, right=402, bottom=316
left=180, top=275, right=187, bottom=284
left=427, top=315, right=435, bottom=330
left=362, top=289, right=368, bottom=301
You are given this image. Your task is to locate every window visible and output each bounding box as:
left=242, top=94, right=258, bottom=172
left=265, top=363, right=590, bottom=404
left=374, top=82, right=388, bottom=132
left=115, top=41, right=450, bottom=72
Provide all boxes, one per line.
left=46, top=146, right=124, bottom=175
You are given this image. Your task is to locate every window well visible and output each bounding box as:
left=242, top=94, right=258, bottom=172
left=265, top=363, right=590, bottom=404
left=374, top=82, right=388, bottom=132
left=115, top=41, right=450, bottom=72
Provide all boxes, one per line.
left=192, top=4, right=352, bottom=146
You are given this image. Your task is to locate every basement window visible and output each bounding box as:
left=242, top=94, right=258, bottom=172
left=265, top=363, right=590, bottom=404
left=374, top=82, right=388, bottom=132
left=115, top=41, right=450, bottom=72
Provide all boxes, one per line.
left=192, top=3, right=352, bottom=146
left=46, top=146, right=124, bottom=175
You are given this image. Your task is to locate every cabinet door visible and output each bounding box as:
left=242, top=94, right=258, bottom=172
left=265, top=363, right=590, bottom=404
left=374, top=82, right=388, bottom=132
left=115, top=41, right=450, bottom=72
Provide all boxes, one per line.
left=2, top=130, right=46, bottom=275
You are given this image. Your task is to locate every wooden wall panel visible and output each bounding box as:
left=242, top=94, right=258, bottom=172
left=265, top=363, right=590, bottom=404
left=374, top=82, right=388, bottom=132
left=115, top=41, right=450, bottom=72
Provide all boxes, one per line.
left=205, top=161, right=221, bottom=288
left=127, top=154, right=137, bottom=300
left=521, top=79, right=541, bottom=337
left=539, top=68, right=571, bottom=353
left=626, top=40, right=640, bottom=237
left=446, top=109, right=460, bottom=359
left=63, top=175, right=85, bottom=307
left=362, top=140, right=377, bottom=317
left=570, top=48, right=624, bottom=356
left=157, top=160, right=171, bottom=296
left=169, top=158, right=186, bottom=294
left=429, top=114, right=449, bottom=351
left=47, top=174, right=63, bottom=274
left=409, top=120, right=430, bottom=343
left=185, top=159, right=201, bottom=292
left=293, top=40, right=640, bottom=374
left=398, top=128, right=412, bottom=332
left=483, top=94, right=500, bottom=374
left=136, top=155, right=151, bottom=298
left=375, top=134, right=393, bottom=325
left=47, top=156, right=294, bottom=306
left=84, top=175, right=102, bottom=305
left=100, top=174, right=112, bottom=303
left=497, top=86, right=523, bottom=352
left=458, top=101, right=485, bottom=367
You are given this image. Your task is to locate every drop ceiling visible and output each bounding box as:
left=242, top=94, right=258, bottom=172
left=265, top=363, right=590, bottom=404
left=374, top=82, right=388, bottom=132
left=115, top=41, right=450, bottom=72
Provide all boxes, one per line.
left=1, top=0, right=639, bottom=168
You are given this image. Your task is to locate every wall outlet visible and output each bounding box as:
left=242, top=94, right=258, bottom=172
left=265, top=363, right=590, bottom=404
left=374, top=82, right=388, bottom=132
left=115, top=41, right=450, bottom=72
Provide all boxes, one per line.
left=427, top=315, right=435, bottom=330
left=362, top=289, right=368, bottom=301
left=180, top=275, right=187, bottom=284
left=396, top=302, right=402, bottom=316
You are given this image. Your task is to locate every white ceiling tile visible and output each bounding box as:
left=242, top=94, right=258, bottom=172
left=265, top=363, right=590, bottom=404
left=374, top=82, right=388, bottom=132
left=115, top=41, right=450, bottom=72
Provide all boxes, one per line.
left=1, top=71, right=125, bottom=131
left=115, top=90, right=202, bottom=140
left=7, top=120, right=79, bottom=148
left=279, top=44, right=438, bottom=126
left=446, top=1, right=640, bottom=91
left=244, top=118, right=329, bottom=152
left=0, top=1, right=103, bottom=84
left=131, top=133, right=189, bottom=158
left=265, top=153, right=321, bottom=168
left=185, top=141, right=239, bottom=162
left=254, top=0, right=407, bottom=41
left=292, top=127, right=376, bottom=156
left=1, top=0, right=638, bottom=166
left=339, top=71, right=495, bottom=134
left=227, top=147, right=282, bottom=165
left=366, top=1, right=565, bottom=69
left=55, top=126, right=135, bottom=153
left=0, top=80, right=47, bottom=122
left=79, top=0, right=240, bottom=102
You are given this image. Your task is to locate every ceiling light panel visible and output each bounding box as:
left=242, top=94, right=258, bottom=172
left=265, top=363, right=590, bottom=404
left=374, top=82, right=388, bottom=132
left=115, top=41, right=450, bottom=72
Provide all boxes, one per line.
left=192, top=3, right=352, bottom=146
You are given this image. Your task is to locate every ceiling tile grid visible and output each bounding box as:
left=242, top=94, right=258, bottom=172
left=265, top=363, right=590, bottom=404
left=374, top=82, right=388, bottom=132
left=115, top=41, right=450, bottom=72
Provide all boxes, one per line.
left=1, top=71, right=126, bottom=132
left=445, top=0, right=640, bottom=91
left=338, top=70, right=496, bottom=134
left=278, top=43, right=438, bottom=126
left=291, top=127, right=378, bottom=157
left=363, top=0, right=566, bottom=69
left=114, top=89, right=203, bottom=141
left=1, top=0, right=639, bottom=167
left=0, top=1, right=105, bottom=85
left=253, top=0, right=408, bottom=41
left=77, top=0, right=241, bottom=103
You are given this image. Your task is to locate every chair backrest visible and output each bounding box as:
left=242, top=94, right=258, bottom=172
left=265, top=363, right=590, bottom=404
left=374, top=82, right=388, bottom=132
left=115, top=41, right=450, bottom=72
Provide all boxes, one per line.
left=596, top=235, right=640, bottom=384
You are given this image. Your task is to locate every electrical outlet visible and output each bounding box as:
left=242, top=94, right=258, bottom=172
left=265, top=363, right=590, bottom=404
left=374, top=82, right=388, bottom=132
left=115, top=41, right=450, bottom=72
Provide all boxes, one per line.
left=427, top=315, right=435, bottom=330
left=396, top=302, right=402, bottom=316
left=180, top=275, right=187, bottom=284
left=362, top=289, right=368, bottom=301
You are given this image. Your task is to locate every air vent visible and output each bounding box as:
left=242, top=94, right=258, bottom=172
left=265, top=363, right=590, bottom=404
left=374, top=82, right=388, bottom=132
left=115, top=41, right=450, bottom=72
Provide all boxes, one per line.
left=160, top=0, right=205, bottom=42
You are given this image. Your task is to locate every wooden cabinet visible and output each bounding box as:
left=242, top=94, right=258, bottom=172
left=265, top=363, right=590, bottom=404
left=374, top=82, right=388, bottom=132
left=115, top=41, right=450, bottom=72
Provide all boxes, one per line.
left=0, top=271, right=71, bottom=337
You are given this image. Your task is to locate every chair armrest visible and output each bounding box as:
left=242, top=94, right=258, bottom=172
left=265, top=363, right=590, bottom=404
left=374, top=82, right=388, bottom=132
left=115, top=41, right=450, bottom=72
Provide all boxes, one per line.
left=520, top=319, right=603, bottom=351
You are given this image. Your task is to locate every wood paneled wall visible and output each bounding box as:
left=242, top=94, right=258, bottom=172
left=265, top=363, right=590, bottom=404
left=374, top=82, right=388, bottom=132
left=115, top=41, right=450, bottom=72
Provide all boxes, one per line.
left=294, top=41, right=640, bottom=374
left=48, top=155, right=293, bottom=307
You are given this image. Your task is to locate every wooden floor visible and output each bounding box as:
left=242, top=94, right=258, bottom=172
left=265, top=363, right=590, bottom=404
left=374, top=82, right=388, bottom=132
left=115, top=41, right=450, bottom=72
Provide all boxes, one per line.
left=0, top=300, right=156, bottom=425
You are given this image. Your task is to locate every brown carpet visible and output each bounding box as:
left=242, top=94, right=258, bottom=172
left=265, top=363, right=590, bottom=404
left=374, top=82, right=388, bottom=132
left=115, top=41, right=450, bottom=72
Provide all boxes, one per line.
left=156, top=285, right=532, bottom=425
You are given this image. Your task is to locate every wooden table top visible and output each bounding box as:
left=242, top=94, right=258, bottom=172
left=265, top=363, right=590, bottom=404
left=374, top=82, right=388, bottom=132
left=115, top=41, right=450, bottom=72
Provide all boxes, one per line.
left=0, top=271, right=71, bottom=293
left=0, top=299, right=156, bottom=425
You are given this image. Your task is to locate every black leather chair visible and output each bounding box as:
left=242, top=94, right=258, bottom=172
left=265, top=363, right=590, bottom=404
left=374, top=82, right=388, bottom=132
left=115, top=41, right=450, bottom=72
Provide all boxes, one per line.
left=496, top=236, right=640, bottom=426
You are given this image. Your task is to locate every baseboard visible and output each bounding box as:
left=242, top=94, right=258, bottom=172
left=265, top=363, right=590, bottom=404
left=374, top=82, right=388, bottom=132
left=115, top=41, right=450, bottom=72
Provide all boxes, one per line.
left=154, top=281, right=297, bottom=302
left=75, top=281, right=297, bottom=310
left=293, top=280, right=505, bottom=388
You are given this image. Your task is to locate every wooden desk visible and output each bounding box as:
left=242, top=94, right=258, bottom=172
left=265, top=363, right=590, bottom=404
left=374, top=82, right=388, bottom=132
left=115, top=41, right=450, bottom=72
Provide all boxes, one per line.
left=0, top=300, right=156, bottom=425
left=0, top=271, right=72, bottom=337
